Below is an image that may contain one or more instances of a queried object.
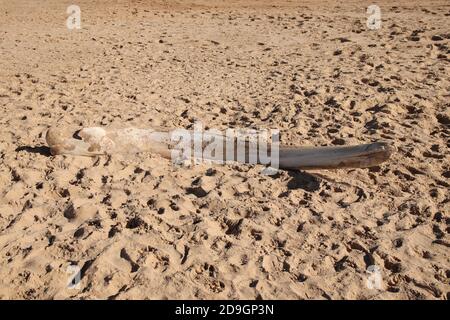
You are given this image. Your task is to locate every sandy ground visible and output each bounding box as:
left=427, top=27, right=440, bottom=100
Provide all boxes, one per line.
left=0, top=0, right=449, bottom=299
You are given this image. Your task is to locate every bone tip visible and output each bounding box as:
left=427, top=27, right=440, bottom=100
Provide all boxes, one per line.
left=369, top=141, right=395, bottom=164
left=46, top=127, right=69, bottom=155
left=377, top=141, right=394, bottom=156
left=46, top=128, right=64, bottom=145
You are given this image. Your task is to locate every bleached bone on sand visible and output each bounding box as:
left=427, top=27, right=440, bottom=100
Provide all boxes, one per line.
left=45, top=127, right=393, bottom=170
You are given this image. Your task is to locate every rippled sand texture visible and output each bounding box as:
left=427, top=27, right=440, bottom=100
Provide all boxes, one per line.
left=0, top=0, right=448, bottom=299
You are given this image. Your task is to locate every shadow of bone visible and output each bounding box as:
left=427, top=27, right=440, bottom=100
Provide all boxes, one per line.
left=286, top=170, right=322, bottom=192
left=15, top=145, right=52, bottom=157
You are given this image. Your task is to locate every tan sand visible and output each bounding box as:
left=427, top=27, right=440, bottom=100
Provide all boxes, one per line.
left=0, top=0, right=448, bottom=299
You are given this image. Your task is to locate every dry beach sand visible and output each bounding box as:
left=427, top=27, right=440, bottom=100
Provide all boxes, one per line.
left=0, top=0, right=449, bottom=299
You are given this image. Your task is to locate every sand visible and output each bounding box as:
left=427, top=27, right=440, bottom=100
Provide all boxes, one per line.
left=0, top=0, right=448, bottom=299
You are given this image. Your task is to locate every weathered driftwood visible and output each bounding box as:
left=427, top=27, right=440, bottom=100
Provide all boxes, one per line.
left=46, top=127, right=392, bottom=170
